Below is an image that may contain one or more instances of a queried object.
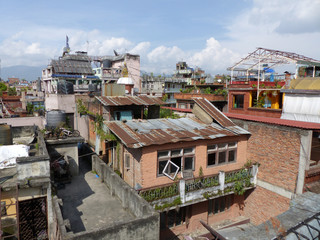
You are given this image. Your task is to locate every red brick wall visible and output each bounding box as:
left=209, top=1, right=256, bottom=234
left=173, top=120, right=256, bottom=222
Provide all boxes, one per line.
left=139, top=135, right=248, bottom=189
left=234, top=120, right=301, bottom=192
left=243, top=186, right=290, bottom=225
left=161, top=195, right=245, bottom=239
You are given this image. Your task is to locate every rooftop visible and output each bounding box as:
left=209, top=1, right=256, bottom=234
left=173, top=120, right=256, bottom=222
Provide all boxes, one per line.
left=96, top=95, right=164, bottom=107
left=106, top=117, right=249, bottom=149
left=57, top=157, right=135, bottom=233
left=225, top=113, right=320, bottom=130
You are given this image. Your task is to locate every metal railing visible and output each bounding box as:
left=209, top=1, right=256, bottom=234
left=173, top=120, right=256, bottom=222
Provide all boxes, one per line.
left=139, top=166, right=255, bottom=202
left=185, top=175, right=219, bottom=193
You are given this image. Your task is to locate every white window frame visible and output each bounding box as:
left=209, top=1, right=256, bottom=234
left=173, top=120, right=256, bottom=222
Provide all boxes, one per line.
left=157, top=147, right=195, bottom=178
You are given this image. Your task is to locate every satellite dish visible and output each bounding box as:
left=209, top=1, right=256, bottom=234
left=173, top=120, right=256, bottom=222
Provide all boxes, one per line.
left=114, top=50, right=119, bottom=56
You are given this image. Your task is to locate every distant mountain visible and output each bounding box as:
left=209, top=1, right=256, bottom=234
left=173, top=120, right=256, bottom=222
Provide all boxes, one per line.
left=1, top=65, right=46, bottom=82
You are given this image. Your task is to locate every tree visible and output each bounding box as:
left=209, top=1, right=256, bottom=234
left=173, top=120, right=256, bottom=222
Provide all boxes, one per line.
left=0, top=82, right=7, bottom=92
left=8, top=87, right=17, bottom=96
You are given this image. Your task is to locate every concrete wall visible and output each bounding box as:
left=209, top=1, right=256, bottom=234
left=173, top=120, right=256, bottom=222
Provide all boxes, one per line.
left=138, top=135, right=248, bottom=188
left=47, top=141, right=80, bottom=176
left=89, top=155, right=159, bottom=240
left=0, top=116, right=45, bottom=128
left=45, top=94, right=75, bottom=113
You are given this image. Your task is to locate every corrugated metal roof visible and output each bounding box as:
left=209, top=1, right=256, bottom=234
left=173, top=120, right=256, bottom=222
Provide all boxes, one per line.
left=225, top=113, right=320, bottom=130
left=96, top=96, right=164, bottom=106
left=106, top=117, right=250, bottom=148
left=193, top=98, right=236, bottom=127
left=289, top=77, right=320, bottom=90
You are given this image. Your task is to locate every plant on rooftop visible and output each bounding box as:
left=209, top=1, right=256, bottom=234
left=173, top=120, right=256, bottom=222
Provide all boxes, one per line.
left=8, top=87, right=17, bottom=96
left=0, top=82, right=7, bottom=92
left=154, top=197, right=181, bottom=211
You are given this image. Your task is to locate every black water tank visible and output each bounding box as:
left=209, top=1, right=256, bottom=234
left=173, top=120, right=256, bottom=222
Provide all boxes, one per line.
left=57, top=80, right=74, bottom=94
left=46, top=110, right=66, bottom=128
left=103, top=59, right=112, bottom=68
left=0, top=124, right=13, bottom=145
left=88, top=84, right=98, bottom=92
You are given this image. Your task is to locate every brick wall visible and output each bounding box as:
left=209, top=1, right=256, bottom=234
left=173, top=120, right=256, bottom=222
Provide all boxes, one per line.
left=243, top=186, right=290, bottom=225
left=138, top=135, right=248, bottom=189
left=232, top=119, right=302, bottom=193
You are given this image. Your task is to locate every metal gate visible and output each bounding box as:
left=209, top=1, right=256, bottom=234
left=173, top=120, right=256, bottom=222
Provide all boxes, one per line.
left=19, top=197, right=48, bottom=240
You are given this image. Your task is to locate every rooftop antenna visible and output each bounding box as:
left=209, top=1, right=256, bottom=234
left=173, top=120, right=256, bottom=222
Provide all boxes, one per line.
left=86, top=40, right=89, bottom=53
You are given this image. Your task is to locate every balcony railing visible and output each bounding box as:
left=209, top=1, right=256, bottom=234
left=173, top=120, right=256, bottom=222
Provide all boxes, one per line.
left=139, top=165, right=258, bottom=207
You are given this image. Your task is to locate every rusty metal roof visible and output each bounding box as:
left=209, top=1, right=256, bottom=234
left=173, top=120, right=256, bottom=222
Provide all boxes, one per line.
left=106, top=117, right=250, bottom=148
left=225, top=113, right=320, bottom=130
left=96, top=96, right=164, bottom=106
left=193, top=97, right=236, bottom=127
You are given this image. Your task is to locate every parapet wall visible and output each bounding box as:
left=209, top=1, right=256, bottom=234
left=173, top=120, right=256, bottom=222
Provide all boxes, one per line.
left=52, top=155, right=159, bottom=240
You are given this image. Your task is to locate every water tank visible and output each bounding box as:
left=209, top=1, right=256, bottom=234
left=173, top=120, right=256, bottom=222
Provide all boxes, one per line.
left=0, top=124, right=13, bottom=145
left=46, top=110, right=66, bottom=128
left=103, top=59, right=112, bottom=68
left=57, top=80, right=74, bottom=94
left=88, top=84, right=97, bottom=92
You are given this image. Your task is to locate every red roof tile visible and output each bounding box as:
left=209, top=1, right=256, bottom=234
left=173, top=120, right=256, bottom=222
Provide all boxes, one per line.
left=225, top=113, right=320, bottom=130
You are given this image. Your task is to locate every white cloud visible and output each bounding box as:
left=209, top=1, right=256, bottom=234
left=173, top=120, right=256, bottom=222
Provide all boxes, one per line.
left=189, top=38, right=240, bottom=72
left=224, top=0, right=320, bottom=60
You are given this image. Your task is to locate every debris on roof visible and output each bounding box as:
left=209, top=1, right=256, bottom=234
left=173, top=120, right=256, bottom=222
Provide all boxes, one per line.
left=193, top=98, right=235, bottom=127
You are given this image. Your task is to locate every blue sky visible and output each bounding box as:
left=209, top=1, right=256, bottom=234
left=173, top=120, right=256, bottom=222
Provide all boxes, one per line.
left=0, top=0, right=320, bottom=75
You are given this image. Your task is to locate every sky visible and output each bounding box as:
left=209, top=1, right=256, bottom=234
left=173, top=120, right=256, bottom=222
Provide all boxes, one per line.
left=0, top=0, right=320, bottom=76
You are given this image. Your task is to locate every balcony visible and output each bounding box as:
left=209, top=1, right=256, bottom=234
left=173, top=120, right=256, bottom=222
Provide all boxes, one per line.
left=102, top=68, right=121, bottom=80
left=139, top=165, right=258, bottom=210
left=175, top=69, right=192, bottom=75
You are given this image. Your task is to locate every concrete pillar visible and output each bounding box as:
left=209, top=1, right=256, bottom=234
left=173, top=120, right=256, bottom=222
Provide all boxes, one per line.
left=219, top=171, right=225, bottom=191
left=100, top=163, right=104, bottom=183
left=252, top=164, right=259, bottom=185
left=179, top=179, right=186, bottom=204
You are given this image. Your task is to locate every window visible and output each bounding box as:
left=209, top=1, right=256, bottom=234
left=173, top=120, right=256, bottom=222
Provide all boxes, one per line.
left=208, top=195, right=234, bottom=215
left=233, top=95, right=244, bottom=108
left=207, top=142, right=237, bottom=167
left=125, top=154, right=130, bottom=169
left=160, top=207, right=187, bottom=229
left=158, top=148, right=195, bottom=176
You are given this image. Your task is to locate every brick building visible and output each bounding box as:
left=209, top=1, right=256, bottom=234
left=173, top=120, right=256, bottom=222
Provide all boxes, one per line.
left=105, top=98, right=259, bottom=239
left=225, top=113, right=320, bottom=225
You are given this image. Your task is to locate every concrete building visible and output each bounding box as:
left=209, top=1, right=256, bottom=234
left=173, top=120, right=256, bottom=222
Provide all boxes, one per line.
left=141, top=74, right=164, bottom=97
left=104, top=98, right=259, bottom=239
left=227, top=47, right=320, bottom=119
left=97, top=53, right=141, bottom=93
left=0, top=125, right=52, bottom=239
left=42, top=51, right=100, bottom=94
